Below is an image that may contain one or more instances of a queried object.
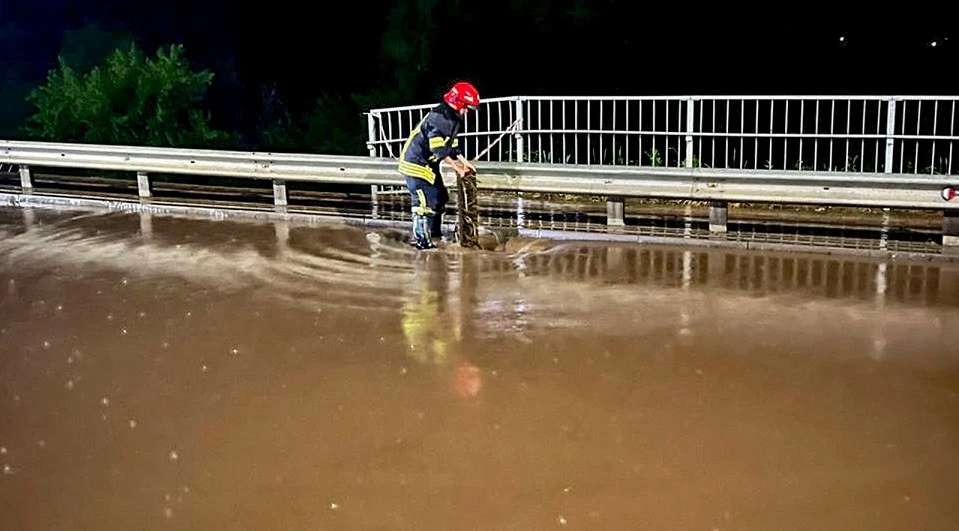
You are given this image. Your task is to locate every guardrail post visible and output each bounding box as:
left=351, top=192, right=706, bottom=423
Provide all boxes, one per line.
left=884, top=98, right=897, bottom=173
left=685, top=98, right=695, bottom=168
left=19, top=164, right=32, bottom=192
left=273, top=179, right=288, bottom=207
left=136, top=171, right=151, bottom=198
left=944, top=211, right=959, bottom=249
left=514, top=98, right=525, bottom=163
left=366, top=112, right=378, bottom=158
left=709, top=201, right=728, bottom=234
left=366, top=112, right=380, bottom=208
left=607, top=196, right=625, bottom=226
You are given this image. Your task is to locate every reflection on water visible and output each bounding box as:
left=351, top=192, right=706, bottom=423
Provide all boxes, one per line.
left=2, top=206, right=959, bottom=531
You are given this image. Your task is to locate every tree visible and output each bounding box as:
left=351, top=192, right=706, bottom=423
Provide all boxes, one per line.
left=21, top=43, right=234, bottom=148
left=261, top=92, right=368, bottom=156
left=0, top=21, right=33, bottom=138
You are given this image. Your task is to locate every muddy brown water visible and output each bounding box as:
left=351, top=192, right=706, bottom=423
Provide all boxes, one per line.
left=1, top=206, right=958, bottom=530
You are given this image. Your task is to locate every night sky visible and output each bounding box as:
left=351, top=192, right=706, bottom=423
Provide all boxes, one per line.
left=1, top=0, right=954, bottom=145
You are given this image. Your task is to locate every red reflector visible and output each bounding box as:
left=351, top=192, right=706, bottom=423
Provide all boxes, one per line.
left=943, top=187, right=957, bottom=201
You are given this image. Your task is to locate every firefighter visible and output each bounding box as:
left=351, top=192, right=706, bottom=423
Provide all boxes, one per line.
left=398, top=81, right=480, bottom=250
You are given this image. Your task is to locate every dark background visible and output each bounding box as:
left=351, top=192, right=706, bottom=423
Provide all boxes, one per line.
left=1, top=0, right=954, bottom=153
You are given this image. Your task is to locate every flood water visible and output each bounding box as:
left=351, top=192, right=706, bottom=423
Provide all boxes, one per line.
left=1, top=205, right=958, bottom=530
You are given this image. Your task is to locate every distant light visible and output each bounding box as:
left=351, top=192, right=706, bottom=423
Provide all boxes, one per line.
left=839, top=36, right=845, bottom=42
left=931, top=41, right=938, bottom=47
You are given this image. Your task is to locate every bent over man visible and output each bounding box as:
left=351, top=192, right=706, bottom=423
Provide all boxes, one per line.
left=398, top=81, right=479, bottom=250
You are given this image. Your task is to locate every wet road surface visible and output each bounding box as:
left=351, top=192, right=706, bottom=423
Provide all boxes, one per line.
left=1, top=206, right=958, bottom=530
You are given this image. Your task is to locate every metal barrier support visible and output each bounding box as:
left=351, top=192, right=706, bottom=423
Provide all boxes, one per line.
left=607, top=196, right=625, bottom=226
left=137, top=171, right=152, bottom=198
left=273, top=179, right=288, bottom=207
left=709, top=201, right=728, bottom=234
left=19, top=164, right=32, bottom=192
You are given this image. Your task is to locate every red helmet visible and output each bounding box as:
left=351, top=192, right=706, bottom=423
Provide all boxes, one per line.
left=443, top=81, right=480, bottom=111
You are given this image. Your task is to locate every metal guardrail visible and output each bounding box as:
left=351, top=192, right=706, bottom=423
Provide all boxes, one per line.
left=2, top=137, right=958, bottom=246
left=3, top=138, right=956, bottom=207
left=367, top=95, right=959, bottom=176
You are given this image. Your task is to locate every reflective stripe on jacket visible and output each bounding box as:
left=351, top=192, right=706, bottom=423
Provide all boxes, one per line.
left=398, top=102, right=464, bottom=184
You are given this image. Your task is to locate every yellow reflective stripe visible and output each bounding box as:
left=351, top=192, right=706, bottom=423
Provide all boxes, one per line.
left=414, top=189, right=433, bottom=215
left=451, top=138, right=459, bottom=148
left=399, top=116, right=428, bottom=161
left=398, top=161, right=435, bottom=183
left=428, top=136, right=447, bottom=149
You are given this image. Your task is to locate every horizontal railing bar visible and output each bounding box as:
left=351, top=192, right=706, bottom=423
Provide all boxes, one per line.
left=368, top=131, right=959, bottom=141
left=370, top=95, right=959, bottom=111
left=366, top=96, right=519, bottom=114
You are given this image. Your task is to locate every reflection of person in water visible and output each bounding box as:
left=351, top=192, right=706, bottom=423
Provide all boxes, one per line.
left=400, top=251, right=483, bottom=397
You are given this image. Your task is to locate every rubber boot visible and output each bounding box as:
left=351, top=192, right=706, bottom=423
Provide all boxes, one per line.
left=411, top=212, right=436, bottom=250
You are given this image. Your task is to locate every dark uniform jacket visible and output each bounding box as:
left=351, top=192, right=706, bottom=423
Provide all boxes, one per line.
left=398, top=102, right=465, bottom=184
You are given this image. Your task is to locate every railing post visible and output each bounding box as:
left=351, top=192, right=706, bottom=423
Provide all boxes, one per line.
left=19, top=164, right=32, bottom=192
left=607, top=196, right=625, bottom=227
left=685, top=98, right=695, bottom=168
left=366, top=112, right=378, bottom=158
left=137, top=171, right=151, bottom=199
left=273, top=179, right=288, bottom=207
left=514, top=98, right=525, bottom=163
left=366, top=111, right=380, bottom=209
left=884, top=98, right=897, bottom=173
left=709, top=201, right=728, bottom=234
